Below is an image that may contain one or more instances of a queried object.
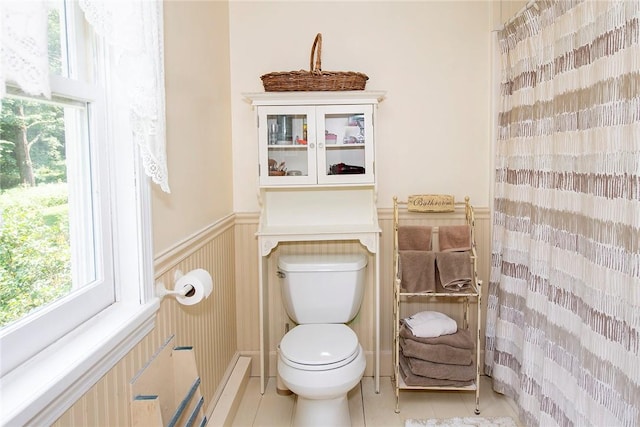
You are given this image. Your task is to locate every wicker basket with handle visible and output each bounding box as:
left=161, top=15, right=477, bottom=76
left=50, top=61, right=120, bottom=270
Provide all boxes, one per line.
left=260, top=33, right=368, bottom=92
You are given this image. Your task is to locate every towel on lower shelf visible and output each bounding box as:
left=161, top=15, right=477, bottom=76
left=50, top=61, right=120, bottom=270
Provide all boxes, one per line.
left=399, top=250, right=436, bottom=293
left=400, top=337, right=473, bottom=366
left=435, top=251, right=472, bottom=291
left=405, top=355, right=476, bottom=381
left=399, top=324, right=475, bottom=349
left=399, top=354, right=474, bottom=387
left=398, top=225, right=433, bottom=251
left=438, top=224, right=471, bottom=252
left=403, top=311, right=457, bottom=338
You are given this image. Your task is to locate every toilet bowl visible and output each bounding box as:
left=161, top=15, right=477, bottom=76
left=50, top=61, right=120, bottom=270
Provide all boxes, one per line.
left=276, top=254, right=368, bottom=427
left=278, top=324, right=366, bottom=427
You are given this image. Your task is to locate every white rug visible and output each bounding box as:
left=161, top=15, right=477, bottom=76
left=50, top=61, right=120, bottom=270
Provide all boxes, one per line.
left=405, top=417, right=517, bottom=427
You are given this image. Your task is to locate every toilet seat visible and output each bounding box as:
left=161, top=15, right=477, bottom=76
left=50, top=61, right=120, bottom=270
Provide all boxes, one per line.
left=279, top=324, right=360, bottom=371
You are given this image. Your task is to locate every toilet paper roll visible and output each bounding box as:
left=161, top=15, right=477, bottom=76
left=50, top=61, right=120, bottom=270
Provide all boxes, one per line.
left=174, top=269, right=213, bottom=306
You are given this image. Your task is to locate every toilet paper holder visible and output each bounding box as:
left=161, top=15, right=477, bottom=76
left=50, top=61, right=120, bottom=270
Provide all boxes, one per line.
left=155, top=269, right=213, bottom=303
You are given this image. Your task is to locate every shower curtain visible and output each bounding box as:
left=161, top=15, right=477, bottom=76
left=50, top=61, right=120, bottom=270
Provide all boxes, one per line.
left=485, top=1, right=639, bottom=426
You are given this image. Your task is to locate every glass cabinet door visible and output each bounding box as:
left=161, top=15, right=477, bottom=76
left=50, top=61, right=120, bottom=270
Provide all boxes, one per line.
left=258, top=104, right=374, bottom=186
left=316, top=105, right=374, bottom=185
left=259, top=106, right=316, bottom=186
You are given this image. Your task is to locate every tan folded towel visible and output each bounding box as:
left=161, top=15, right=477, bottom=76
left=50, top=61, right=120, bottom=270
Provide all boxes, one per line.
left=435, top=251, right=472, bottom=291
left=399, top=324, right=475, bottom=349
left=399, top=250, right=436, bottom=293
left=438, top=225, right=471, bottom=252
left=406, top=355, right=476, bottom=381
left=398, top=225, right=432, bottom=250
left=399, top=354, right=474, bottom=387
left=400, top=337, right=473, bottom=366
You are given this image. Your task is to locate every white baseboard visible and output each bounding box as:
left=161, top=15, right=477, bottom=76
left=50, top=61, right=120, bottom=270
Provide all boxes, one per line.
left=208, top=356, right=252, bottom=427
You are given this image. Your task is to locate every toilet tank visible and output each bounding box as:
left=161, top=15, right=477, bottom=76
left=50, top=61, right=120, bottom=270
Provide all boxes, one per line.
left=277, top=254, right=368, bottom=324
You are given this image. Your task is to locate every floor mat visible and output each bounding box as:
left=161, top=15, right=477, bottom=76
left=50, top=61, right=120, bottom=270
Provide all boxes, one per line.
left=405, top=417, right=517, bottom=427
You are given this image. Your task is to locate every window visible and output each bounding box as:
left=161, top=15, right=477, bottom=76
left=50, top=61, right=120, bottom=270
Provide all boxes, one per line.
left=0, top=0, right=115, bottom=374
left=0, top=1, right=159, bottom=424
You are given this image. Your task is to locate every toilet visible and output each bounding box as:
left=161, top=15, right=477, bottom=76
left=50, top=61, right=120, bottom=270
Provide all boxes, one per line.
left=277, top=253, right=368, bottom=427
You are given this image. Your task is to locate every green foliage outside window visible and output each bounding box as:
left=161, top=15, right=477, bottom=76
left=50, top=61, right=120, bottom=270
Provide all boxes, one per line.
left=0, top=185, right=71, bottom=327
left=0, top=4, right=74, bottom=328
left=0, top=88, right=69, bottom=329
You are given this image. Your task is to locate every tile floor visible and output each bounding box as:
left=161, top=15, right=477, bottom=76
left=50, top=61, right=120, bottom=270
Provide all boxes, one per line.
left=232, top=375, right=522, bottom=427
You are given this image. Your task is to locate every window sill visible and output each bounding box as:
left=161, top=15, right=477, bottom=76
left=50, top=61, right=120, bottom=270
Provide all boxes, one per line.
left=0, top=298, right=160, bottom=426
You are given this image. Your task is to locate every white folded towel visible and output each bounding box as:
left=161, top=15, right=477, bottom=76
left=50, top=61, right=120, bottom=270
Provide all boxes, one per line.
left=403, top=311, right=457, bottom=338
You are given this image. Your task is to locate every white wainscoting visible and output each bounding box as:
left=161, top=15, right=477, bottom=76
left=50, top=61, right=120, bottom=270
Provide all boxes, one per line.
left=53, top=208, right=490, bottom=425
left=234, top=207, right=491, bottom=378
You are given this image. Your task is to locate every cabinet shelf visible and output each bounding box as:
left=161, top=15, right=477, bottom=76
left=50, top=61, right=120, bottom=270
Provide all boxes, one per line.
left=397, top=375, right=478, bottom=391
left=397, top=283, right=479, bottom=298
left=244, top=90, right=386, bottom=106
left=268, top=144, right=307, bottom=149
left=325, top=143, right=365, bottom=149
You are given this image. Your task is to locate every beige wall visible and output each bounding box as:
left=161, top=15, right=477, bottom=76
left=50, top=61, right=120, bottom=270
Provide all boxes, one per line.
left=153, top=0, right=234, bottom=255
left=54, top=1, right=534, bottom=424
left=494, top=0, right=529, bottom=28
left=230, top=1, right=494, bottom=212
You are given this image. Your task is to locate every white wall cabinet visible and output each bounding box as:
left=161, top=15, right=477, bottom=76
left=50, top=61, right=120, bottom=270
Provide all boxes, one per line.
left=244, top=91, right=385, bottom=396
left=258, top=104, right=374, bottom=186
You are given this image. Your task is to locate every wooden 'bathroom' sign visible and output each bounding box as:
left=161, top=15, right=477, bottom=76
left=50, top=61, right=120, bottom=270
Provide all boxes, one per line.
left=407, top=194, right=455, bottom=213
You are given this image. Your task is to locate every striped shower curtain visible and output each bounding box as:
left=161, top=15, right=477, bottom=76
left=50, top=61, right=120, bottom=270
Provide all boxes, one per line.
left=485, top=1, right=639, bottom=426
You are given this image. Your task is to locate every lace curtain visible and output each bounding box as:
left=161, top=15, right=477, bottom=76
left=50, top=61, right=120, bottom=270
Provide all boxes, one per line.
left=79, top=0, right=169, bottom=193
left=485, top=1, right=640, bottom=426
left=0, top=0, right=50, bottom=99
left=0, top=0, right=170, bottom=192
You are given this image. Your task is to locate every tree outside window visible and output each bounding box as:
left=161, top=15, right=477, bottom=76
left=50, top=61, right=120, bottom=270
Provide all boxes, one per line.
left=1, top=3, right=75, bottom=328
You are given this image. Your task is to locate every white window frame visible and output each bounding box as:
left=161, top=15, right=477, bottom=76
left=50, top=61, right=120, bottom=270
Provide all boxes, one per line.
left=0, top=2, right=159, bottom=425
left=0, top=77, right=115, bottom=376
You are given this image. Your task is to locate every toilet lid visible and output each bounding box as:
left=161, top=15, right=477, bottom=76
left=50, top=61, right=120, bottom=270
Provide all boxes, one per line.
left=279, top=324, right=360, bottom=371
